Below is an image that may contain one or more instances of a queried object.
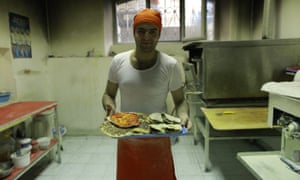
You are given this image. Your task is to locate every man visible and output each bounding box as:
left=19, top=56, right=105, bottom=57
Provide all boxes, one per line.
left=102, top=8, right=191, bottom=180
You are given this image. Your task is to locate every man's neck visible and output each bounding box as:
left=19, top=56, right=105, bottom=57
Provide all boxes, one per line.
left=131, top=50, right=158, bottom=70
left=135, top=49, right=157, bottom=61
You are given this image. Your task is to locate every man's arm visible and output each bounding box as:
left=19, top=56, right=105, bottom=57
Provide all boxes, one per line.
left=102, top=80, right=119, bottom=116
left=171, top=87, right=192, bottom=129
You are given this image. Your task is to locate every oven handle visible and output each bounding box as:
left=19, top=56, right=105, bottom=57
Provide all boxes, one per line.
left=184, top=91, right=205, bottom=106
left=185, top=91, right=203, bottom=95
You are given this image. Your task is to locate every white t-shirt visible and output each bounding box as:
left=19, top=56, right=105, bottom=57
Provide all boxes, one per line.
left=108, top=50, right=183, bottom=114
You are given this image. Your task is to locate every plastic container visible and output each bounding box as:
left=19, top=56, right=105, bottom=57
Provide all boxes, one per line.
left=52, top=125, right=67, bottom=136
left=32, top=109, right=55, bottom=139
left=10, top=149, right=30, bottom=168
left=33, top=110, right=57, bottom=159
left=0, top=92, right=10, bottom=103
left=31, top=140, right=39, bottom=152
left=18, top=138, right=32, bottom=148
left=37, top=137, right=50, bottom=150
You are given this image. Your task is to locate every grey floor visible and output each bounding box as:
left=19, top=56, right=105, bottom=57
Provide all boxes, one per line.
left=20, top=134, right=266, bottom=180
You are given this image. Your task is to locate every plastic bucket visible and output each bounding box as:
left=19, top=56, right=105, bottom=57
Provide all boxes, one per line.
left=10, top=150, right=30, bottom=168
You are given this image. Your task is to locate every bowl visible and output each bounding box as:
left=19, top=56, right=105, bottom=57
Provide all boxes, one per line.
left=37, top=137, right=51, bottom=150
left=18, top=138, right=32, bottom=148
left=0, top=161, right=14, bottom=178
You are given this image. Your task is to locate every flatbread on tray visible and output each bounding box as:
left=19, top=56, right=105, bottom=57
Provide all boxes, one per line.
left=100, top=112, right=186, bottom=138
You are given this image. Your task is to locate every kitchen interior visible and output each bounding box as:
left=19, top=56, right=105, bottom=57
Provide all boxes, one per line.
left=1, top=0, right=300, bottom=179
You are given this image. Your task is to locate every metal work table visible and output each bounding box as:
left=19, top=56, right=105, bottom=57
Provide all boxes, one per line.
left=197, top=107, right=280, bottom=171
left=237, top=151, right=300, bottom=180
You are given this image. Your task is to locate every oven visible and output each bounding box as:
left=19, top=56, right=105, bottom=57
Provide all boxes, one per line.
left=183, top=38, right=300, bottom=108
left=182, top=38, right=300, bottom=145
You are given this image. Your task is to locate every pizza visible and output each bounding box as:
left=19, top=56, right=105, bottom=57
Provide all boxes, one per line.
left=107, top=112, right=140, bottom=128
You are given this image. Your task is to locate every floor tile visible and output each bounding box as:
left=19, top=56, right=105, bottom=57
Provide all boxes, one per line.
left=19, top=134, right=271, bottom=180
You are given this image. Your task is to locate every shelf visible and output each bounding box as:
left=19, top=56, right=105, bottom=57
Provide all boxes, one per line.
left=4, top=139, right=57, bottom=180
left=0, top=101, right=57, bottom=132
left=0, top=101, right=61, bottom=180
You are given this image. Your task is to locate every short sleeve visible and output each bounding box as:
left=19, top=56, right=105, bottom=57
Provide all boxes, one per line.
left=169, top=61, right=184, bottom=91
left=108, top=57, right=119, bottom=83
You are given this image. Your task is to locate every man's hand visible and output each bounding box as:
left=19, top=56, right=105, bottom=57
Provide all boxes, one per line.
left=183, top=119, right=192, bottom=130
left=179, top=114, right=192, bottom=130
left=105, top=104, right=116, bottom=116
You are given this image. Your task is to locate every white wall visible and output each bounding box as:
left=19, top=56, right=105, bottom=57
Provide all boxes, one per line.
left=48, top=57, right=112, bottom=135
left=215, top=0, right=300, bottom=40
left=0, top=0, right=51, bottom=102
left=277, top=0, right=300, bottom=38
left=47, top=0, right=113, bottom=57
left=0, top=48, right=16, bottom=101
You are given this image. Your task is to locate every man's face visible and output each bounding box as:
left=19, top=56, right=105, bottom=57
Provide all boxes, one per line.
left=134, top=23, right=160, bottom=52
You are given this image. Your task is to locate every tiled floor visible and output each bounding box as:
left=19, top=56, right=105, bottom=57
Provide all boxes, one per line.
left=20, top=134, right=268, bottom=180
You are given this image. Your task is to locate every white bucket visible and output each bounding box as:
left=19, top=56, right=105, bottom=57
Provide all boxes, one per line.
left=10, top=150, right=30, bottom=168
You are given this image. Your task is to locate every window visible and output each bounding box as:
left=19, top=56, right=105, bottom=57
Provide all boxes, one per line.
left=115, top=0, right=215, bottom=43
left=184, top=0, right=215, bottom=40
left=115, top=0, right=146, bottom=43
left=150, top=0, right=180, bottom=41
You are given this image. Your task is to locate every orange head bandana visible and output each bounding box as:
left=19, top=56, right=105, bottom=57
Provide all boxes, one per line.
left=133, top=8, right=162, bottom=31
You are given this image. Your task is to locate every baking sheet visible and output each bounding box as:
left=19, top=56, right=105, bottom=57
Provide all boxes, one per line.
left=120, top=127, right=188, bottom=139
left=100, top=119, right=188, bottom=138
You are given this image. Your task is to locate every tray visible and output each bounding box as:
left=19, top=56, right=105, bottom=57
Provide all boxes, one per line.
left=100, top=112, right=188, bottom=138
left=121, top=127, right=188, bottom=139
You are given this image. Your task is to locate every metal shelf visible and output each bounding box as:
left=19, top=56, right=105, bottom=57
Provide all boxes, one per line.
left=5, top=139, right=58, bottom=180
left=0, top=101, right=61, bottom=180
